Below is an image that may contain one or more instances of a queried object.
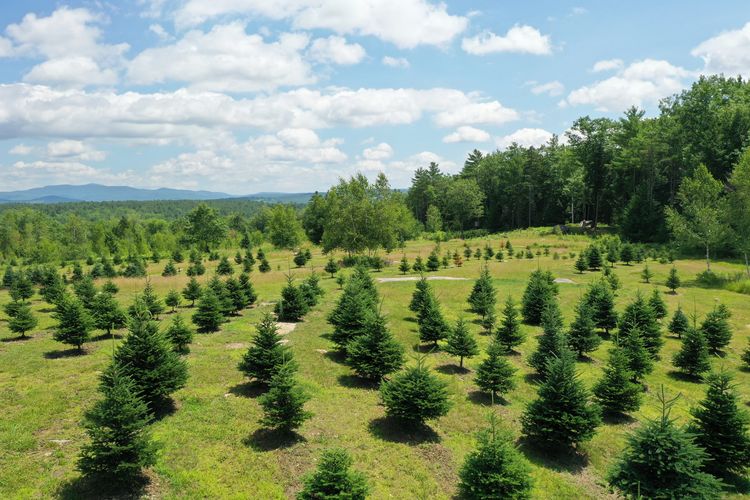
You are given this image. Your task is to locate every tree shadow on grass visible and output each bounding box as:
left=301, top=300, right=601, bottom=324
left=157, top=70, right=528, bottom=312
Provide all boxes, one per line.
left=90, top=332, right=123, bottom=342
left=412, top=344, right=438, bottom=354
left=602, top=412, right=637, bottom=425
left=523, top=372, right=544, bottom=385
left=576, top=354, right=595, bottom=363
left=1, top=335, right=32, bottom=343
left=337, top=374, right=379, bottom=390
left=467, top=390, right=508, bottom=406
left=368, top=416, right=440, bottom=445
left=57, top=473, right=149, bottom=500
left=403, top=316, right=417, bottom=323
left=44, top=348, right=85, bottom=359
left=229, top=381, right=266, bottom=398
left=666, top=370, right=703, bottom=383
left=435, top=364, right=469, bottom=376
left=39, top=307, right=57, bottom=314
left=323, top=349, right=348, bottom=365
left=517, top=437, right=588, bottom=474
left=243, top=428, right=305, bottom=452
left=151, top=397, right=178, bottom=422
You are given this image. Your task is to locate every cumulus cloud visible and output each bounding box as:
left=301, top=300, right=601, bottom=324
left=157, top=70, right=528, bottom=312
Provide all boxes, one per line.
left=2, top=160, right=135, bottom=191
left=434, top=101, right=519, bottom=128
left=47, top=140, right=106, bottom=161
left=692, top=22, right=750, bottom=77
left=592, top=58, right=624, bottom=72
left=527, top=80, right=564, bottom=96
left=148, top=23, right=171, bottom=40
left=442, top=126, right=490, bottom=143
left=308, top=35, right=366, bottom=65
left=382, top=56, right=410, bottom=68
left=362, top=142, right=394, bottom=161
left=496, top=128, right=553, bottom=149
left=462, top=25, right=552, bottom=55
left=9, top=144, right=32, bottom=155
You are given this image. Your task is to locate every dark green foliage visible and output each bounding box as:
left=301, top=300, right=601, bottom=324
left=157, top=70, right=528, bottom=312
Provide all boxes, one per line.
left=234, top=251, right=243, bottom=264
left=574, top=253, right=588, bottom=273
left=689, top=372, right=750, bottom=477
left=298, top=448, right=370, bottom=500
left=668, top=305, right=690, bottom=338
left=162, top=260, right=177, bottom=277
left=73, top=276, right=98, bottom=310
left=186, top=261, right=206, bottom=276
left=238, top=273, right=257, bottom=306
left=641, top=264, right=653, bottom=283
left=475, top=341, right=517, bottom=400
left=91, top=292, right=127, bottom=334
left=608, top=389, right=724, bottom=499
left=743, top=340, right=750, bottom=369
left=299, top=272, right=324, bottom=308
left=53, top=293, right=93, bottom=351
left=521, top=350, right=601, bottom=450
left=648, top=289, right=668, bottom=320
left=182, top=277, right=202, bottom=307
left=242, top=252, right=255, bottom=273
left=238, top=313, right=294, bottom=384
left=258, top=257, right=271, bottom=273
left=216, top=256, right=234, bottom=275
left=2, top=265, right=15, bottom=288
left=459, top=416, right=533, bottom=500
left=40, top=272, right=66, bottom=305
left=346, top=311, right=404, bottom=381
left=528, top=300, right=567, bottom=377
left=426, top=250, right=440, bottom=272
left=275, top=276, right=309, bottom=322
left=584, top=279, right=618, bottom=333
left=102, top=280, right=119, bottom=295
left=172, top=249, right=184, bottom=263
left=666, top=266, right=681, bottom=293
left=165, top=315, right=193, bottom=354
left=379, top=358, right=451, bottom=426
left=8, top=302, right=38, bottom=338
left=207, top=275, right=233, bottom=316
left=293, top=250, right=308, bottom=268
left=325, top=257, right=340, bottom=278
left=328, top=271, right=378, bottom=349
left=113, top=307, right=188, bottom=409
left=444, top=318, right=479, bottom=368
left=224, top=277, right=249, bottom=314
left=192, top=288, right=224, bottom=332
left=494, top=296, right=524, bottom=353
left=468, top=266, right=496, bottom=322
left=409, top=275, right=430, bottom=314
left=10, top=272, right=34, bottom=302
left=412, top=256, right=425, bottom=273
left=258, top=362, right=311, bottom=432
left=593, top=346, right=642, bottom=415
left=701, top=304, right=732, bottom=355
left=398, top=256, right=410, bottom=274
left=521, top=269, right=558, bottom=325
left=77, top=365, right=156, bottom=485
left=620, top=244, right=634, bottom=265
left=417, top=292, right=449, bottom=346
left=164, top=289, right=181, bottom=312
left=72, top=262, right=85, bottom=281
left=619, top=291, right=662, bottom=358
left=673, top=326, right=711, bottom=378
left=121, top=256, right=147, bottom=278
left=567, top=299, right=600, bottom=357
left=586, top=245, right=602, bottom=269
left=620, top=327, right=653, bottom=382
left=130, top=281, right=164, bottom=319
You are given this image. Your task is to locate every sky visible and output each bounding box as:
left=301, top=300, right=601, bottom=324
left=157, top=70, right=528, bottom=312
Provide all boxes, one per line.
left=0, top=1, right=748, bottom=194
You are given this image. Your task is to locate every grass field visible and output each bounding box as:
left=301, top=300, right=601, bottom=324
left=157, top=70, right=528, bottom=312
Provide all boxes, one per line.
left=1, top=229, right=749, bottom=499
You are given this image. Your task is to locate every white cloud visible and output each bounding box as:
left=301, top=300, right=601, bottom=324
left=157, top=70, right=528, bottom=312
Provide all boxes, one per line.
left=434, top=101, right=519, bottom=128
left=308, top=36, right=366, bottom=65
left=362, top=142, right=393, bottom=161
left=127, top=23, right=314, bottom=92
left=46, top=140, right=106, bottom=161
left=24, top=56, right=118, bottom=86
left=462, top=25, right=552, bottom=55
left=592, top=58, right=623, bottom=72
left=148, top=23, right=171, bottom=41
left=382, top=56, right=410, bottom=68
left=442, top=126, right=490, bottom=143
left=563, top=59, right=691, bottom=112
left=496, top=128, right=553, bottom=149
left=9, top=144, right=32, bottom=155
left=527, top=80, right=564, bottom=96
left=2, top=160, right=134, bottom=191
left=172, top=0, right=468, bottom=49
left=692, top=21, right=750, bottom=77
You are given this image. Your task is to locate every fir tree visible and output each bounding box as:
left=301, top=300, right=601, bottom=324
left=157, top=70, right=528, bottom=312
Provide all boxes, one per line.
left=379, top=357, right=451, bottom=426
left=475, top=341, right=517, bottom=401
left=584, top=279, right=618, bottom=334
left=101, top=280, right=119, bottom=295
left=8, top=302, right=37, bottom=338
left=648, top=288, right=668, bottom=320
left=620, top=244, right=634, bottom=265
left=225, top=277, right=249, bottom=314
left=162, top=260, right=177, bottom=277
left=293, top=250, right=308, bottom=268
left=417, top=292, right=449, bottom=347
left=207, top=275, right=233, bottom=316
left=9, top=272, right=33, bottom=303
left=234, top=251, right=243, bottom=265
left=743, top=340, right=750, bottom=369
left=468, top=266, right=496, bottom=323
left=567, top=299, right=601, bottom=357
left=666, top=266, right=681, bottom=293
left=186, top=261, right=205, bottom=276
left=242, top=252, right=255, bottom=273
left=2, top=265, right=15, bottom=288
left=495, top=250, right=504, bottom=262
left=459, top=414, right=533, bottom=500
left=182, top=277, right=202, bottom=307
left=299, top=272, right=324, bottom=308
left=479, top=304, right=496, bottom=336
left=641, top=264, right=653, bottom=283
left=592, top=346, right=642, bottom=415
left=258, top=257, right=271, bottom=273
left=397, top=256, right=410, bottom=274
left=701, top=304, right=733, bottom=355
left=619, top=327, right=653, bottom=383
left=528, top=300, right=567, bottom=377
left=256, top=248, right=266, bottom=260
left=328, top=272, right=378, bottom=349
left=475, top=248, right=483, bottom=259
left=73, top=275, right=97, bottom=310
left=412, top=256, right=425, bottom=273
left=668, top=305, right=689, bottom=338
left=258, top=361, right=311, bottom=432
left=444, top=318, right=479, bottom=368
left=91, top=292, right=127, bottom=334
left=325, top=257, right=340, bottom=278
left=619, top=291, right=662, bottom=358
left=426, top=251, right=440, bottom=272
left=238, top=313, right=294, bottom=384
left=238, top=272, right=257, bottom=306
left=72, top=262, right=84, bottom=281
left=495, top=296, right=525, bottom=353
left=131, top=281, right=164, bottom=319
left=689, top=372, right=750, bottom=478
left=216, top=256, right=234, bottom=275
left=53, top=293, right=93, bottom=352
left=40, top=272, right=66, bottom=305
left=192, top=288, right=224, bottom=332
left=77, top=364, right=156, bottom=486
left=521, top=269, right=558, bottom=325
left=574, top=253, right=588, bottom=274
left=298, top=448, right=370, bottom=500
left=346, top=311, right=404, bottom=381
left=165, top=315, right=193, bottom=354
left=275, top=275, right=310, bottom=322
left=521, top=350, right=601, bottom=450
left=165, top=289, right=181, bottom=312
left=608, top=388, right=724, bottom=499
left=409, top=275, right=431, bottom=314
left=586, top=245, right=603, bottom=269
left=673, top=325, right=711, bottom=378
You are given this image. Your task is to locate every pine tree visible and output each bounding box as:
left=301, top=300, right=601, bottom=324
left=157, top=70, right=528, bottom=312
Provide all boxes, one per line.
left=417, top=292, right=449, bottom=347
left=40, top=272, right=66, bottom=305
left=242, top=252, right=255, bottom=273
left=619, top=291, right=662, bottom=358
left=521, top=350, right=601, bottom=450
left=325, top=257, right=340, bottom=278
left=101, top=280, right=119, bottom=295
left=379, top=358, right=451, bottom=426
left=234, top=251, right=243, bottom=265
left=238, top=313, right=294, bottom=384
left=701, top=304, right=733, bottom=355
left=648, top=288, right=668, bottom=320
left=207, top=275, right=233, bottom=316
left=91, top=292, right=127, bottom=334
left=619, top=327, right=653, bottom=382
left=293, top=250, right=308, bottom=268
left=216, top=256, right=234, bottom=275
left=459, top=414, right=533, bottom=500
left=258, top=361, right=311, bottom=432
left=641, top=264, right=653, bottom=283
left=328, top=273, right=378, bottom=349
left=412, top=256, right=425, bottom=273
left=586, top=246, right=603, bottom=270
left=346, top=311, right=404, bottom=381
left=192, top=288, right=224, bottom=332
left=131, top=281, right=164, bottom=319
left=225, top=277, right=249, bottom=314
left=72, top=262, right=84, bottom=281
left=592, top=346, right=642, bottom=415
left=53, top=293, right=93, bottom=352
left=409, top=275, right=431, bottom=314
left=666, top=266, right=681, bottom=293
left=574, top=253, right=588, bottom=274
left=528, top=300, right=567, bottom=377
left=165, top=289, right=181, bottom=312
left=426, top=251, right=440, bottom=272
left=444, top=318, right=479, bottom=368
left=620, top=244, right=634, bottom=265
left=298, top=448, right=370, bottom=500
left=495, top=296, right=525, bottom=353
left=668, top=305, right=690, bottom=338
left=165, top=314, right=193, bottom=354
left=672, top=325, right=711, bottom=378
left=689, top=372, right=750, bottom=478
left=396, top=256, right=409, bottom=275
left=77, top=364, right=156, bottom=485
left=2, top=265, right=15, bottom=288
left=275, top=275, right=310, bottom=322
left=521, top=269, right=558, bottom=325
left=584, top=279, right=618, bottom=334
left=8, top=302, right=37, bottom=338
left=162, top=260, right=177, bottom=277
left=73, top=275, right=98, bottom=310
left=113, top=306, right=188, bottom=410
left=608, top=389, right=724, bottom=499
left=468, top=266, right=496, bottom=322
left=9, top=272, right=34, bottom=303
left=299, top=272, right=324, bottom=308
left=238, top=272, right=258, bottom=307
left=475, top=341, right=517, bottom=400
left=567, top=299, right=601, bottom=357
left=182, top=277, right=202, bottom=307
left=258, top=257, right=271, bottom=273
left=186, top=261, right=205, bottom=276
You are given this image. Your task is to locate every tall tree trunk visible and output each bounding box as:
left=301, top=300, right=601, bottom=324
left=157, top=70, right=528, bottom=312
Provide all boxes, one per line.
left=706, top=244, right=711, bottom=271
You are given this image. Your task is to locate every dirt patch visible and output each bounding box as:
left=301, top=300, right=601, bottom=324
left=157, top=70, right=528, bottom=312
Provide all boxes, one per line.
left=314, top=349, right=328, bottom=354
left=259, top=301, right=276, bottom=307
left=225, top=342, right=248, bottom=349
left=277, top=322, right=297, bottom=335
left=377, top=276, right=469, bottom=283
left=415, top=443, right=459, bottom=498
left=554, top=278, right=576, bottom=284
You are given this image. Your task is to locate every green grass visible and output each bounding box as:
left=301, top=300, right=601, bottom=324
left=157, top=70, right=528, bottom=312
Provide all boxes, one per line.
left=1, top=229, right=749, bottom=498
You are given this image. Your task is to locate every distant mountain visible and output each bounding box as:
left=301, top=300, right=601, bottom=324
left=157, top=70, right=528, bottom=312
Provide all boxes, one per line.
left=0, top=184, right=235, bottom=203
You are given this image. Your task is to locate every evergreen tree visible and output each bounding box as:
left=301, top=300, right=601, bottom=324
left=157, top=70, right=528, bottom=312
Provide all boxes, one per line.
left=9, top=272, right=33, bottom=303
left=325, top=257, right=340, bottom=278
left=192, top=288, right=224, bottom=332
left=673, top=325, right=711, bottom=378
left=608, top=389, right=724, bottom=499
left=459, top=415, right=533, bottom=500
left=701, top=304, right=732, bottom=355
left=186, top=261, right=206, bottom=276
left=162, top=260, right=177, bottom=277
left=293, top=250, right=308, bottom=268
left=426, top=250, right=440, bottom=272
left=328, top=273, right=378, bottom=349
left=173, top=250, right=185, bottom=263
left=528, top=300, right=567, bottom=377
left=417, top=292, right=449, bottom=347
left=574, top=253, right=588, bottom=274
left=521, top=269, right=558, bottom=325
left=298, top=448, right=370, bottom=500
left=225, top=277, right=249, bottom=314
left=495, top=296, right=525, bottom=353
left=620, top=244, right=634, bottom=265
left=91, top=292, right=127, bottom=334
left=409, top=275, right=431, bottom=314
left=346, top=311, right=404, bottom=381
left=475, top=341, right=517, bottom=401
left=275, top=275, right=310, bottom=322
left=242, top=252, right=255, bottom=273
left=379, top=358, right=451, bottom=426
left=648, top=289, right=668, bottom=320
left=77, top=364, right=156, bottom=485
left=567, top=299, right=601, bottom=357
left=412, top=256, right=425, bottom=273
left=256, top=248, right=266, bottom=260
left=397, top=256, right=409, bottom=274
left=131, top=281, right=164, bottom=319
left=641, top=264, right=653, bottom=283
left=299, top=272, right=324, bottom=308
left=102, top=280, right=119, bottom=295
left=182, top=277, right=202, bottom=307
left=72, top=262, right=84, bottom=281
left=444, top=318, right=479, bottom=368
left=113, top=306, right=188, bottom=409
left=40, top=272, right=66, bottom=305
left=584, top=279, right=618, bottom=334
left=619, top=327, right=653, bottom=383
left=238, top=313, right=293, bottom=384
left=73, top=276, right=98, bottom=311
left=216, top=256, right=234, bottom=275
left=258, top=361, right=311, bottom=432
left=666, top=266, right=681, bottom=293
left=165, top=314, right=193, bottom=354
left=207, top=275, right=233, bottom=316
left=8, top=302, right=37, bottom=338
left=592, top=346, right=642, bottom=415
left=258, top=257, right=271, bottom=273
left=2, top=265, right=15, bottom=288
left=689, top=372, right=750, bottom=478
left=586, top=246, right=603, bottom=269
left=521, top=350, right=601, bottom=450
left=165, top=289, right=181, bottom=312
left=668, top=305, right=690, bottom=338
left=53, top=293, right=93, bottom=352
left=619, top=291, right=662, bottom=358
left=468, top=266, right=496, bottom=323
left=234, top=251, right=243, bottom=264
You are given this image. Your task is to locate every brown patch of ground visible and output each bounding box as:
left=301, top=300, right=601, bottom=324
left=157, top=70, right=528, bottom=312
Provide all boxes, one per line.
left=415, top=442, right=459, bottom=498
left=277, top=322, right=297, bottom=335
left=225, top=342, right=248, bottom=349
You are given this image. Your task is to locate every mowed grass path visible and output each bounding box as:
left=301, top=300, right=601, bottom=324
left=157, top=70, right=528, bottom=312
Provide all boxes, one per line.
left=1, top=229, right=749, bottom=498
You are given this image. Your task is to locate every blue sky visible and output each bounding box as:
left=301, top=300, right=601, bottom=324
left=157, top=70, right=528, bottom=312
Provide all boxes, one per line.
left=0, top=1, right=748, bottom=194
